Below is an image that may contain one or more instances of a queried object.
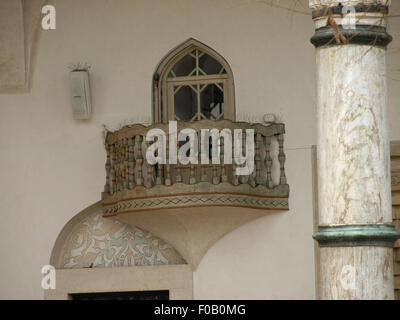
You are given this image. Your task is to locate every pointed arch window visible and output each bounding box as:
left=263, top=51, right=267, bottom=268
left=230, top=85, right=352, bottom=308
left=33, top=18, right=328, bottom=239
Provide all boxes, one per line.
left=153, top=39, right=235, bottom=123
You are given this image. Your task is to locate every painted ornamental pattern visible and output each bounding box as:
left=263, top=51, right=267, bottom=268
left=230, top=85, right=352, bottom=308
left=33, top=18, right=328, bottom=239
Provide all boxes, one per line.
left=58, top=211, right=186, bottom=268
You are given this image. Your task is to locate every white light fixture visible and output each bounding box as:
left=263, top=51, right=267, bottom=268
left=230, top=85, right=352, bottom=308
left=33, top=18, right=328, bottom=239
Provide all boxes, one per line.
left=69, top=64, right=92, bottom=120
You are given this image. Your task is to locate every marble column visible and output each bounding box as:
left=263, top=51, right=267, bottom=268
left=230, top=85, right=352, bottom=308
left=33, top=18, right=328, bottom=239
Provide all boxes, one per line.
left=309, top=0, right=400, bottom=299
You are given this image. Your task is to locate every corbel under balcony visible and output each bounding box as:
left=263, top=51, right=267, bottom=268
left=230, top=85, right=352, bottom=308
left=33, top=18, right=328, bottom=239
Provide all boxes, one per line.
left=101, top=119, right=289, bottom=268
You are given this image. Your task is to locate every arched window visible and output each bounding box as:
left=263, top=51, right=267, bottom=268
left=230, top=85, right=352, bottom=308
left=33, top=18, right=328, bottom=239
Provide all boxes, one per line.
left=153, top=39, right=235, bottom=123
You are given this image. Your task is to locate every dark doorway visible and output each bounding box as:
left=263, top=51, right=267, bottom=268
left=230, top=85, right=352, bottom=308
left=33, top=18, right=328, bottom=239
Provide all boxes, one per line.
left=70, top=290, right=169, bottom=300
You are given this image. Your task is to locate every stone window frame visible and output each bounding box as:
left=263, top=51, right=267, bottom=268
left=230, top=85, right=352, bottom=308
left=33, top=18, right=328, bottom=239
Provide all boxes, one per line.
left=44, top=264, right=193, bottom=300
left=153, top=38, right=235, bottom=123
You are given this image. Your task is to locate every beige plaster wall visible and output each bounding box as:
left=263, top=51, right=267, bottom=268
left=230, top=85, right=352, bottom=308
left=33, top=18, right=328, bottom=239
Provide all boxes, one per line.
left=0, top=0, right=25, bottom=90
left=0, top=0, right=398, bottom=299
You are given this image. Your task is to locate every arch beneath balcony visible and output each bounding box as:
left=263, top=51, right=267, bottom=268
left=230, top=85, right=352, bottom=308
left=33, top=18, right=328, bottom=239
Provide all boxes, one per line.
left=47, top=202, right=192, bottom=300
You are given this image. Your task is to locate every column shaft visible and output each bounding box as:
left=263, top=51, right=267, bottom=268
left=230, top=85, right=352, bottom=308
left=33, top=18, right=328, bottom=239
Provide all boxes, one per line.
left=309, top=0, right=399, bottom=299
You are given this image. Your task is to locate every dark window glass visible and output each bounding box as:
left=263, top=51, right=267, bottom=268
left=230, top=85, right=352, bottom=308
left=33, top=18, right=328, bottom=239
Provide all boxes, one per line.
left=174, top=85, right=198, bottom=121
left=167, top=48, right=228, bottom=121
left=171, top=52, right=196, bottom=77
left=199, top=53, right=224, bottom=75
left=200, top=83, right=224, bottom=120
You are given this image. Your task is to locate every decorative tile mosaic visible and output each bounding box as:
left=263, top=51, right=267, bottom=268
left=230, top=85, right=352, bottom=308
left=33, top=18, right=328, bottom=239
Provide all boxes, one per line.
left=59, top=211, right=185, bottom=268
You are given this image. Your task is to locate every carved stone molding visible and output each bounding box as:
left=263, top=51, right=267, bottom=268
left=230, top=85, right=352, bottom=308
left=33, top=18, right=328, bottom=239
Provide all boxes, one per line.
left=103, top=189, right=289, bottom=216
left=103, top=183, right=289, bottom=216
left=309, top=0, right=391, bottom=10
left=0, top=0, right=45, bottom=93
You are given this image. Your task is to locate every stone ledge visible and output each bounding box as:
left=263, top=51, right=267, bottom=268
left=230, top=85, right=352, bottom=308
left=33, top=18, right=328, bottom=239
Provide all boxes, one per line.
left=102, top=183, right=290, bottom=215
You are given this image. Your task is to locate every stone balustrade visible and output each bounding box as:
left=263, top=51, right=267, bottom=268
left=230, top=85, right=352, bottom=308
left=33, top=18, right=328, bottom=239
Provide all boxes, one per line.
left=101, top=120, right=289, bottom=216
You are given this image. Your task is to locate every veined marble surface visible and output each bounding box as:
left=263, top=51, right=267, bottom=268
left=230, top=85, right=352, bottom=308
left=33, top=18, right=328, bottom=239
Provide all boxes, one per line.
left=316, top=45, right=392, bottom=225
left=320, top=247, right=394, bottom=299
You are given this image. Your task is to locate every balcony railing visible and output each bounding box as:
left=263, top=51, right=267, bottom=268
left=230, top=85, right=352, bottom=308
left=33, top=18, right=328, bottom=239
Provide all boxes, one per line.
left=101, top=120, right=289, bottom=216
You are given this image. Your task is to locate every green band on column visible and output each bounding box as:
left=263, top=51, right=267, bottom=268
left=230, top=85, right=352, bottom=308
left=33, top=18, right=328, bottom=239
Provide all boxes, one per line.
left=313, top=224, right=400, bottom=247
left=311, top=25, right=392, bottom=48
left=312, top=5, right=389, bottom=19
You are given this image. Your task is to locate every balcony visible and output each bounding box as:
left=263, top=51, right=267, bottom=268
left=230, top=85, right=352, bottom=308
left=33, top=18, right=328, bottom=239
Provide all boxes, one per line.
left=101, top=119, right=289, bottom=267
left=102, top=119, right=289, bottom=214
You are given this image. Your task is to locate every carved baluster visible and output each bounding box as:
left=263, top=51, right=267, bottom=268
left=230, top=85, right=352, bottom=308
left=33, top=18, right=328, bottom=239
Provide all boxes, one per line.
left=110, top=144, right=115, bottom=194
left=189, top=159, right=196, bottom=185
left=175, top=164, right=182, bottom=183
left=128, top=137, right=135, bottom=189
left=119, top=139, right=123, bottom=191
left=113, top=142, right=118, bottom=192
left=200, top=131, right=208, bottom=182
left=232, top=137, right=239, bottom=186
left=125, top=138, right=130, bottom=189
left=156, top=162, right=164, bottom=186
left=119, top=141, right=124, bottom=191
left=264, top=136, right=273, bottom=188
left=104, top=143, right=111, bottom=193
left=189, top=134, right=197, bottom=184
left=155, top=163, right=164, bottom=185
left=189, top=164, right=196, bottom=184
left=121, top=141, right=125, bottom=190
left=116, top=141, right=121, bottom=192
left=254, top=132, right=262, bottom=186
left=211, top=138, right=219, bottom=185
left=200, top=164, right=208, bottom=182
left=212, top=137, right=221, bottom=185
left=212, top=164, right=219, bottom=184
left=111, top=144, right=116, bottom=194
left=239, top=131, right=248, bottom=184
left=220, top=136, right=228, bottom=182
left=278, top=134, right=287, bottom=185
left=117, top=140, right=124, bottom=191
left=145, top=139, right=153, bottom=188
left=135, top=135, right=144, bottom=186
left=165, top=135, right=172, bottom=186
left=248, top=132, right=256, bottom=187
left=175, top=139, right=182, bottom=183
left=122, top=138, right=127, bottom=190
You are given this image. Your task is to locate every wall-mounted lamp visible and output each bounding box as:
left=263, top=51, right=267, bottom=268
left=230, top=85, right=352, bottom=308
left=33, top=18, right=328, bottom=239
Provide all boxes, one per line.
left=69, top=63, right=92, bottom=120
